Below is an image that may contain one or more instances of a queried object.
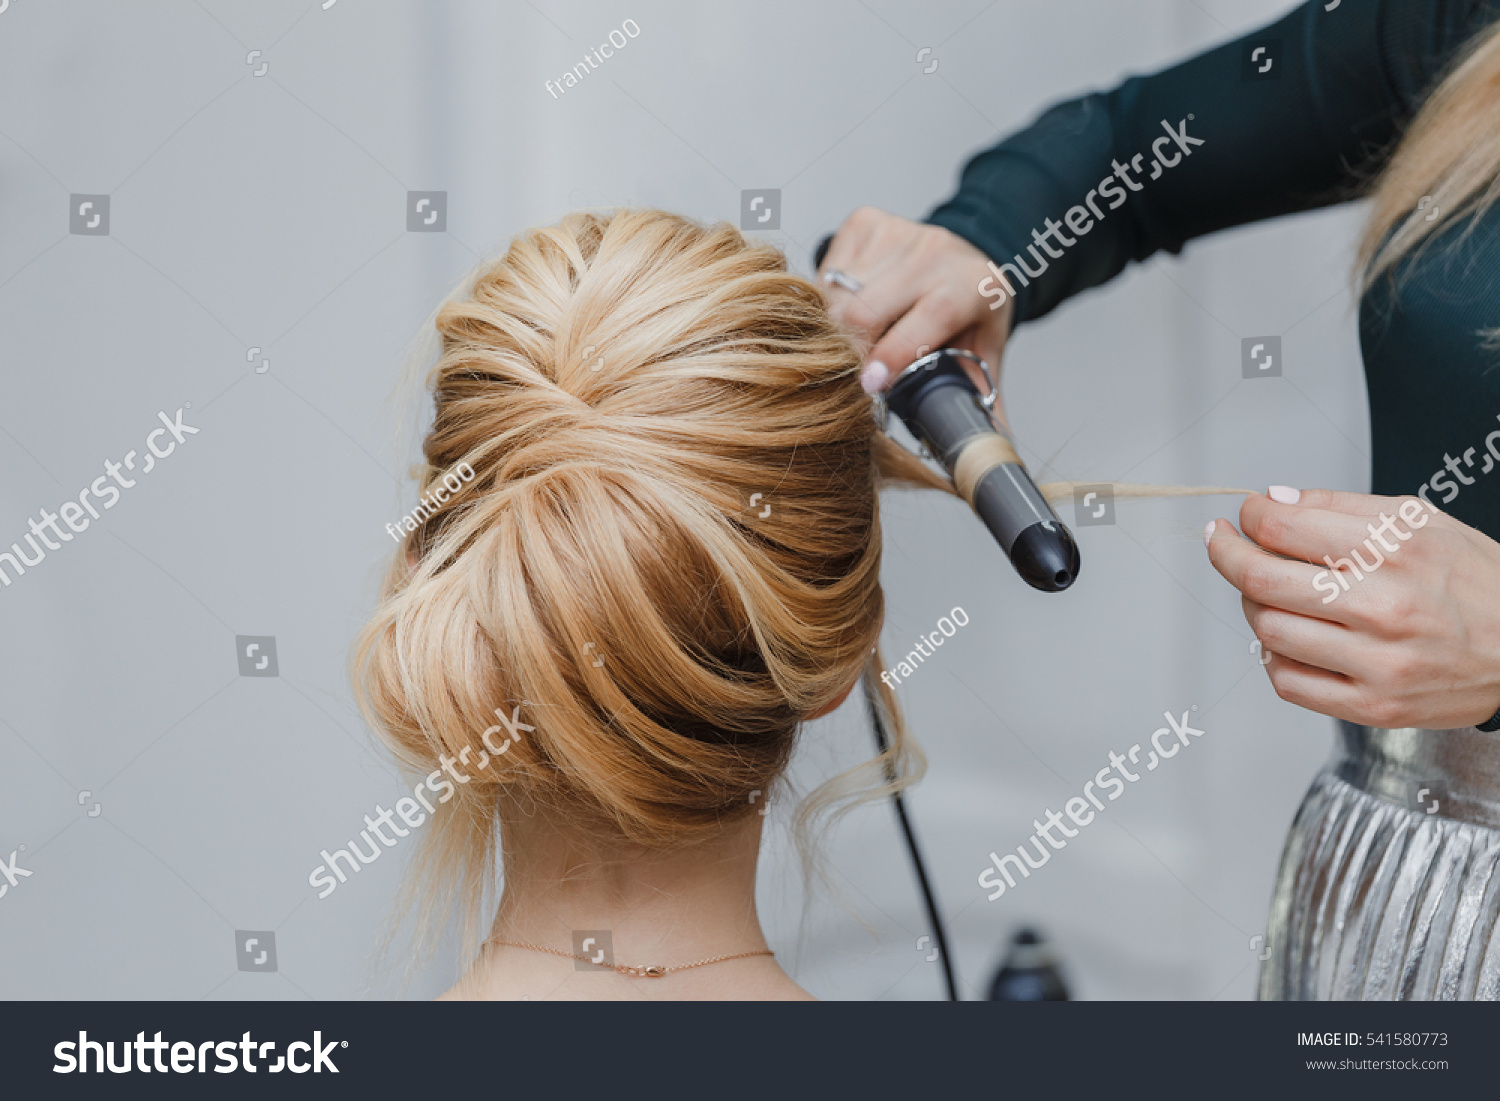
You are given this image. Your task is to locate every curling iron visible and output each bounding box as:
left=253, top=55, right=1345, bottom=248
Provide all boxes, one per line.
left=814, top=235, right=1080, bottom=592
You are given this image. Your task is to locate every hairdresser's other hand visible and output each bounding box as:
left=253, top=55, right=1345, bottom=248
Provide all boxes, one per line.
left=818, top=207, right=1014, bottom=407
left=1204, top=487, right=1500, bottom=730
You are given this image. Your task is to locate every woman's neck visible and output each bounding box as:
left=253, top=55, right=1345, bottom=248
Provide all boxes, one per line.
left=440, top=801, right=812, bottom=1000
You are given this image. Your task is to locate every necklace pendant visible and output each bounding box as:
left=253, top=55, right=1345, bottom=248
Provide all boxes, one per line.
left=642, top=965, right=667, bottom=977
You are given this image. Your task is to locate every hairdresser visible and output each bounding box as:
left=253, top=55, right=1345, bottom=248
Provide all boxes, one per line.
left=821, top=0, right=1500, bottom=999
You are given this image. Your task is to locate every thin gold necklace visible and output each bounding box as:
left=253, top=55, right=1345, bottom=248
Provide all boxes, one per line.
left=489, top=938, right=774, bottom=978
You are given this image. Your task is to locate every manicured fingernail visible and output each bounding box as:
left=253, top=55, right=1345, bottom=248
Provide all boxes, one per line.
left=860, top=360, right=889, bottom=394
left=1203, top=520, right=1216, bottom=548
left=1268, top=485, right=1301, bottom=504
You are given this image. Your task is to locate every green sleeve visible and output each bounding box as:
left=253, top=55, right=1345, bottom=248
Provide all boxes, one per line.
left=926, top=0, right=1500, bottom=326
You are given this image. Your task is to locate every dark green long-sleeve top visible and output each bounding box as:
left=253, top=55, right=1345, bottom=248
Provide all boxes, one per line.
left=927, top=0, right=1500, bottom=539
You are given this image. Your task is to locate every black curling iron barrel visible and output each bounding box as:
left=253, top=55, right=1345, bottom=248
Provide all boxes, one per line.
left=886, top=351, right=1078, bottom=591
left=813, top=234, right=1079, bottom=592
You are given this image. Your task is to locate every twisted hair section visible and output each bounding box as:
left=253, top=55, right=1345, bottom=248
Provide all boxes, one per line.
left=353, top=210, right=927, bottom=962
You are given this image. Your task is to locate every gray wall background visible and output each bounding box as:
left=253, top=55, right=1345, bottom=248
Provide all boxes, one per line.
left=0, top=0, right=1364, bottom=1000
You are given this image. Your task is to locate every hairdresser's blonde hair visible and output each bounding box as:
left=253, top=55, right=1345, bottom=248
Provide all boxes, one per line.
left=354, top=209, right=936, bottom=960
left=1359, top=18, right=1500, bottom=288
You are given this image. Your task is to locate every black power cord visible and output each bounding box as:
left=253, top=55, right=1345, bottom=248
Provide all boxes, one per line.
left=861, top=671, right=959, bottom=1001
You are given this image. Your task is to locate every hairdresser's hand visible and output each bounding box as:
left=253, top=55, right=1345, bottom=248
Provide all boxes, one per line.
left=1204, top=487, right=1500, bottom=731
left=818, top=207, right=1014, bottom=408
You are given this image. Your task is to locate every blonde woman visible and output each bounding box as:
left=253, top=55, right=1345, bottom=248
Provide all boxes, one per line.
left=353, top=210, right=958, bottom=1000
left=821, top=0, right=1500, bottom=999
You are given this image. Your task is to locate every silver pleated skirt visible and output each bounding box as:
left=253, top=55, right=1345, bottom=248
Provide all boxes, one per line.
left=1260, top=720, right=1500, bottom=1000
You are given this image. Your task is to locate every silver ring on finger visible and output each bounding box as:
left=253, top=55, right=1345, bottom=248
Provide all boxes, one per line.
left=821, top=268, right=863, bottom=294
